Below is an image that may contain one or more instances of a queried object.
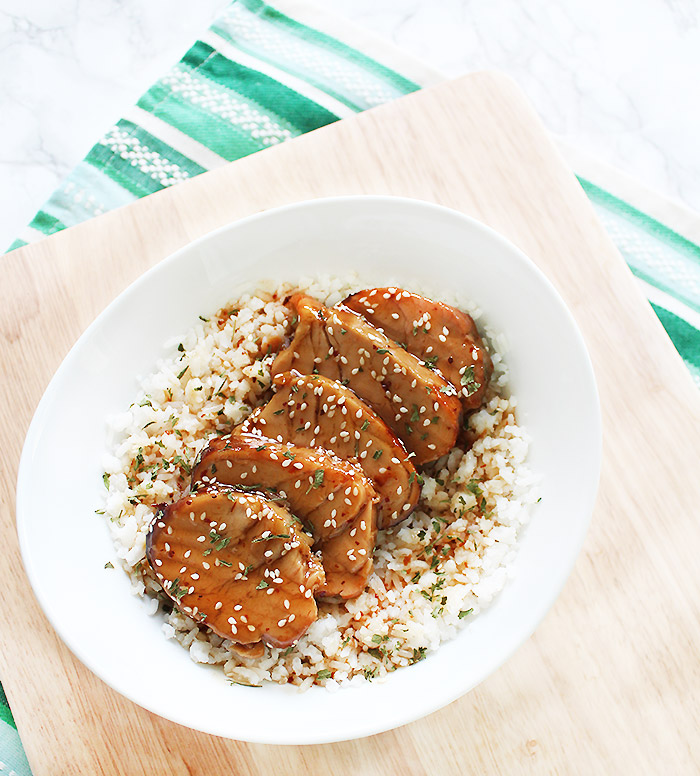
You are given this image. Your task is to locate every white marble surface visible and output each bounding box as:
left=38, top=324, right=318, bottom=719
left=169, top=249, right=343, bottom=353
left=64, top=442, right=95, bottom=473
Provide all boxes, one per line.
left=1, top=0, right=699, bottom=251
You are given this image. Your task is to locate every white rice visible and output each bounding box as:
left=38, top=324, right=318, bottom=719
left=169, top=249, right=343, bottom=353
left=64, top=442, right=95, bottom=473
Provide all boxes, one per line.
left=101, top=275, right=538, bottom=688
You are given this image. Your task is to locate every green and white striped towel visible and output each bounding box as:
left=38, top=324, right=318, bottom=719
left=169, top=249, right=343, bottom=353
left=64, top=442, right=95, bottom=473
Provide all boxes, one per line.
left=3, top=0, right=699, bottom=770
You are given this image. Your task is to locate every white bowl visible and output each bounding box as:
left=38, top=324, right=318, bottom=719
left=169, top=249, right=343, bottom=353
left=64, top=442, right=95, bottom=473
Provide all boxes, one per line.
left=17, top=196, right=601, bottom=744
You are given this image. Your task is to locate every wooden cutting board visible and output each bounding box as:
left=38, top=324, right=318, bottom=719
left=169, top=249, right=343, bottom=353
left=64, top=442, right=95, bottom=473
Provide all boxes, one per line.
left=1, top=72, right=699, bottom=775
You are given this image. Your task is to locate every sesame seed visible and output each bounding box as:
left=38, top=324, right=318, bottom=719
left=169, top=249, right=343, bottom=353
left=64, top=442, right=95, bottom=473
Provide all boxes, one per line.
left=284, top=599, right=290, bottom=609
left=191, top=573, right=199, bottom=580
left=248, top=625, right=256, bottom=632
left=202, top=562, right=210, bottom=570
left=179, top=566, right=186, bottom=574
left=215, top=601, right=222, bottom=609
left=278, top=619, right=287, bottom=628
left=288, top=614, right=296, bottom=622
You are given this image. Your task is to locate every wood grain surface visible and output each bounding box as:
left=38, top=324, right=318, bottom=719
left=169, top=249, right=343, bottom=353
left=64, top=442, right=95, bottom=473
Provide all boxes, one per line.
left=1, top=72, right=699, bottom=775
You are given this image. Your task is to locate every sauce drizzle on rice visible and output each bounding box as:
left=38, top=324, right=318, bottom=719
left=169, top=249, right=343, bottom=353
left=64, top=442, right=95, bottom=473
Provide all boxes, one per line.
left=101, top=277, right=538, bottom=689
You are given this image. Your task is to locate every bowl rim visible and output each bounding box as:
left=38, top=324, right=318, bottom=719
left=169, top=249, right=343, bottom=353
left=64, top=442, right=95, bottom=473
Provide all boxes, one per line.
left=16, top=194, right=602, bottom=744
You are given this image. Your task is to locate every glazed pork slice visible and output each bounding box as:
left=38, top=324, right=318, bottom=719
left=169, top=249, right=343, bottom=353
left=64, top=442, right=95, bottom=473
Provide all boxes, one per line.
left=191, top=433, right=374, bottom=543
left=146, top=486, right=325, bottom=648
left=191, top=433, right=378, bottom=599
left=239, top=371, right=420, bottom=529
left=271, top=295, right=462, bottom=464
left=318, top=500, right=376, bottom=599
left=343, top=287, right=492, bottom=411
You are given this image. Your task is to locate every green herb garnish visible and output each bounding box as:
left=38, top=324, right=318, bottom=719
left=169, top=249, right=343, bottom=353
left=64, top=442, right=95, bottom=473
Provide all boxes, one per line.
left=169, top=578, right=187, bottom=601
left=305, top=469, right=324, bottom=494
left=460, top=365, right=480, bottom=396
left=251, top=533, right=290, bottom=543
left=410, top=647, right=427, bottom=664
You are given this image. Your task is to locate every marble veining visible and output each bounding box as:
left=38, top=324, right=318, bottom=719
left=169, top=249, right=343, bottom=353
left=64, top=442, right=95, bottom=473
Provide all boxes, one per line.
left=1, top=0, right=699, bottom=250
